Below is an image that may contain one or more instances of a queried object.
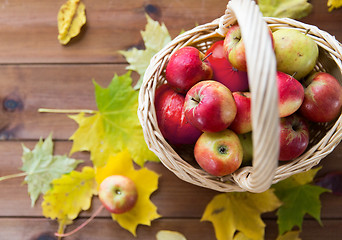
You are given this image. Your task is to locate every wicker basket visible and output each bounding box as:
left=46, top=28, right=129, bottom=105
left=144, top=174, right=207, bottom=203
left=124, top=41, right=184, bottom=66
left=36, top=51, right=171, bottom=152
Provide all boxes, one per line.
left=138, top=0, right=342, bottom=193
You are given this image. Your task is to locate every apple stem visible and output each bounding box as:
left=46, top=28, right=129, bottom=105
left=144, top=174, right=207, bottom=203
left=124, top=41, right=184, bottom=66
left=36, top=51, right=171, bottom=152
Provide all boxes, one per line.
left=54, top=205, right=105, bottom=238
left=202, top=52, right=213, bottom=62
left=305, top=29, right=310, bottom=35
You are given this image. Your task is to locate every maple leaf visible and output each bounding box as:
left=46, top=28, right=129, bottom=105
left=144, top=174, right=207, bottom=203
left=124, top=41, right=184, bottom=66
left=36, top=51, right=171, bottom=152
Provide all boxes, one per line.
left=258, top=0, right=312, bottom=19
left=327, top=0, right=342, bottom=11
left=69, top=71, right=158, bottom=167
left=156, top=230, right=187, bottom=240
left=273, top=167, right=330, bottom=235
left=95, top=150, right=161, bottom=236
left=276, top=230, right=301, bottom=240
left=20, top=133, right=82, bottom=206
left=57, top=0, right=86, bottom=45
left=119, top=14, right=171, bottom=89
left=42, top=166, right=97, bottom=236
left=201, top=189, right=281, bottom=240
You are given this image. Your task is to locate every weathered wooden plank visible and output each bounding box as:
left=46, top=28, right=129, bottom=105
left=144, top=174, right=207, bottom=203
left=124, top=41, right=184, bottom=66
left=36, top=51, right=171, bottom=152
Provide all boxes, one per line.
left=0, top=64, right=129, bottom=140
left=0, top=141, right=341, bottom=219
left=0, top=217, right=341, bottom=240
left=0, top=0, right=227, bottom=64
left=0, top=0, right=340, bottom=64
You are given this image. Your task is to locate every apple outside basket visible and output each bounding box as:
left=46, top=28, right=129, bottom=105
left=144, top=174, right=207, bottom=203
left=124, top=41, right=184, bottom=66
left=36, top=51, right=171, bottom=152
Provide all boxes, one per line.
left=138, top=0, right=342, bottom=193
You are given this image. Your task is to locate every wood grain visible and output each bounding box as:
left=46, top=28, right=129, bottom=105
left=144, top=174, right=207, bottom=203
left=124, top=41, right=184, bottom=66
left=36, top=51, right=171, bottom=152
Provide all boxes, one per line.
left=0, top=0, right=341, bottom=239
left=0, top=218, right=341, bottom=240
left=0, top=0, right=227, bottom=64
left=0, top=0, right=340, bottom=64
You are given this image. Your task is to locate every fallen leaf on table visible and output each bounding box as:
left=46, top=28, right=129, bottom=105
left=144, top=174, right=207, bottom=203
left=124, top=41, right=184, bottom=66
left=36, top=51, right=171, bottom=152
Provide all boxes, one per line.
left=156, top=230, right=187, bottom=240
left=95, top=150, right=160, bottom=236
left=58, top=0, right=86, bottom=45
left=273, top=167, right=330, bottom=235
left=119, top=14, right=171, bottom=89
left=42, top=166, right=97, bottom=236
left=201, top=189, right=281, bottom=240
left=258, top=0, right=312, bottom=19
left=21, top=133, right=82, bottom=206
left=276, top=230, right=302, bottom=240
left=327, top=0, right=342, bottom=11
left=69, top=71, right=158, bottom=167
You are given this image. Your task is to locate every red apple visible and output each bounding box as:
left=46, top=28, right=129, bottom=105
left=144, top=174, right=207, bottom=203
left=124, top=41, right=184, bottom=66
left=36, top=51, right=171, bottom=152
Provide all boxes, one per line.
left=155, top=84, right=202, bottom=145
left=183, top=80, right=237, bottom=132
left=99, top=175, right=138, bottom=214
left=299, top=72, right=342, bottom=122
left=277, top=71, right=304, bottom=118
left=223, top=24, right=274, bottom=72
left=205, top=40, right=249, bottom=92
left=229, top=92, right=252, bottom=134
left=279, top=114, right=309, bottom=161
left=165, top=46, right=213, bottom=94
left=194, top=129, right=243, bottom=176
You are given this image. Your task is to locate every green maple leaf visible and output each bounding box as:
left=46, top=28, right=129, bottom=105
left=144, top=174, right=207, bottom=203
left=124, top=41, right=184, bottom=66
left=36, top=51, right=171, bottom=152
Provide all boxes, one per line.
left=273, top=167, right=330, bottom=235
left=258, top=0, right=312, bottom=19
left=70, top=71, right=158, bottom=167
left=21, top=133, right=82, bottom=206
left=119, top=14, right=171, bottom=90
left=202, top=189, right=281, bottom=240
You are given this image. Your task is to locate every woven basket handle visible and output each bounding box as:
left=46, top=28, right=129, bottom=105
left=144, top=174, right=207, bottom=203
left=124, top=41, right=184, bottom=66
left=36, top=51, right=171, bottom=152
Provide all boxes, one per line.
left=217, top=0, right=279, bottom=192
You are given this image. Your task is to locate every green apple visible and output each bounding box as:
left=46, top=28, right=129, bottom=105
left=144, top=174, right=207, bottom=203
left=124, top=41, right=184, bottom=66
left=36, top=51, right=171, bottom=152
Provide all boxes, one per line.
left=238, top=132, right=253, bottom=166
left=273, top=29, right=318, bottom=80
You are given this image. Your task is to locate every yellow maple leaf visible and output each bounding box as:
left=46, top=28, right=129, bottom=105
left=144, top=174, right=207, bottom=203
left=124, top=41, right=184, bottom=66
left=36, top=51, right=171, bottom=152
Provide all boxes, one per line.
left=57, top=0, right=86, bottom=45
left=327, top=0, right=342, bottom=11
left=156, top=230, right=187, bottom=240
left=202, top=190, right=281, bottom=240
left=42, top=166, right=97, bottom=235
left=95, top=150, right=161, bottom=236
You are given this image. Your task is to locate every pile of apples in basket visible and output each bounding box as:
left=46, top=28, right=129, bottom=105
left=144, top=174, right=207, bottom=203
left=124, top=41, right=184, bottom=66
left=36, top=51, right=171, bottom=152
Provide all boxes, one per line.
left=154, top=24, right=342, bottom=177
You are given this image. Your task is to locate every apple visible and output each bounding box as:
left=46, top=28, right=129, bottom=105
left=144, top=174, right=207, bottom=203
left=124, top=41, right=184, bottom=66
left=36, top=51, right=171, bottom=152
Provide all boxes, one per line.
left=205, top=40, right=249, bottom=92
left=238, top=132, right=253, bottom=166
left=99, top=175, right=138, bottom=214
left=229, top=91, right=252, bottom=134
left=273, top=28, right=319, bottom=80
left=223, top=24, right=274, bottom=72
left=194, top=129, right=243, bottom=176
left=165, top=46, right=213, bottom=94
left=299, top=72, right=342, bottom=122
left=183, top=80, right=237, bottom=132
left=155, top=84, right=202, bottom=145
left=277, top=71, right=304, bottom=118
left=279, top=114, right=309, bottom=161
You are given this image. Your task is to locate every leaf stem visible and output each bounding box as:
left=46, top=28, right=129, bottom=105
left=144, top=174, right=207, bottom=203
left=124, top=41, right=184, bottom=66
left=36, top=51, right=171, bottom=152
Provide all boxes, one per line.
left=55, top=205, right=105, bottom=238
left=38, top=108, right=96, bottom=114
left=0, top=172, right=27, bottom=182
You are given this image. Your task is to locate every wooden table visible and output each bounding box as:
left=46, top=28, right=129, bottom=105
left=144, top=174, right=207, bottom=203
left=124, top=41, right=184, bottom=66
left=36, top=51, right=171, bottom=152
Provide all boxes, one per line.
left=0, top=0, right=341, bottom=239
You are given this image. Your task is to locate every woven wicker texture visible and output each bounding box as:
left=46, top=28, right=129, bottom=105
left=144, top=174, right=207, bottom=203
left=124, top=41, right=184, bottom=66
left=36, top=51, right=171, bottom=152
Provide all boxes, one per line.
left=138, top=0, right=342, bottom=192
